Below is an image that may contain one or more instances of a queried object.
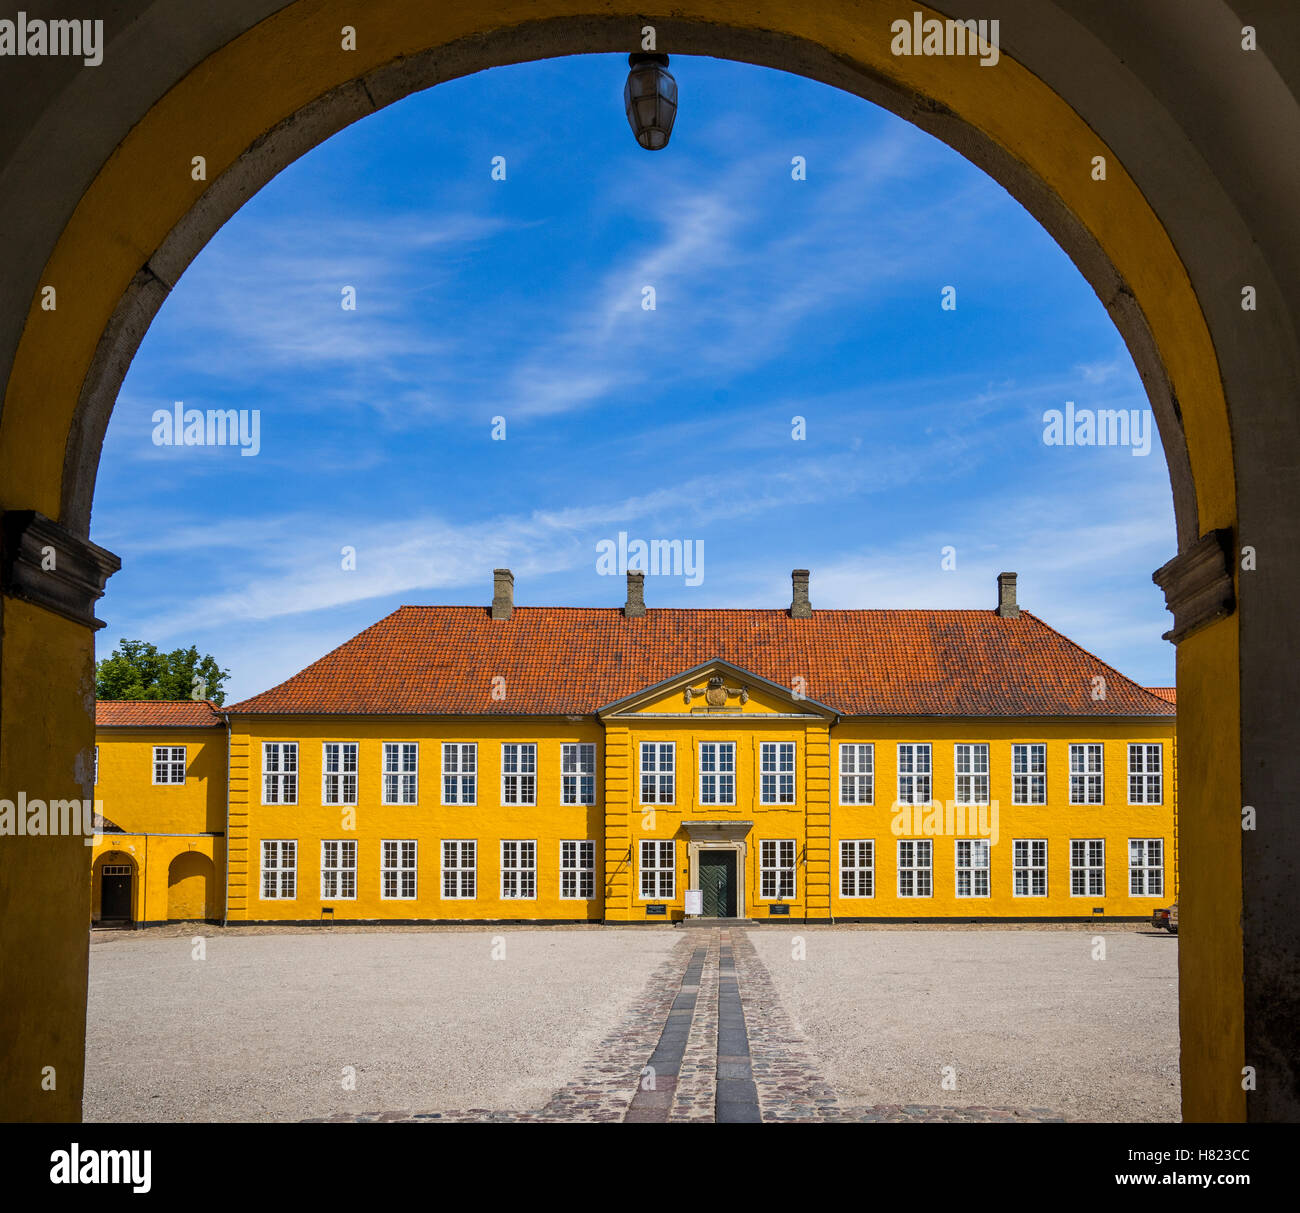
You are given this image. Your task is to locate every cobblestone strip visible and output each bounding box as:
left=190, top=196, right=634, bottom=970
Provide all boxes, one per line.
left=716, top=930, right=762, bottom=1122
left=670, top=929, right=720, bottom=1121
left=624, top=942, right=709, bottom=1122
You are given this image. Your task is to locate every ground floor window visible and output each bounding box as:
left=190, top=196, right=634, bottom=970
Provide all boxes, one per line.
left=501, top=840, right=537, bottom=899
left=381, top=839, right=417, bottom=900
left=760, top=839, right=796, bottom=900
left=560, top=840, right=596, bottom=899
left=1071, top=839, right=1105, bottom=897
left=1129, top=838, right=1164, bottom=896
left=320, top=840, right=357, bottom=900
left=442, top=840, right=476, bottom=899
left=1013, top=839, right=1048, bottom=897
left=955, top=839, right=990, bottom=897
left=840, top=840, right=874, bottom=898
left=261, top=840, right=296, bottom=899
left=898, top=840, right=932, bottom=897
left=640, top=840, right=675, bottom=900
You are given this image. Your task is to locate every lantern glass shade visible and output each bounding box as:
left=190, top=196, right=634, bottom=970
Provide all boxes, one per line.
left=624, top=54, right=677, bottom=150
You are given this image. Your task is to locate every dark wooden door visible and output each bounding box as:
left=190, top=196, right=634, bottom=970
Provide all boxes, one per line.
left=101, top=872, right=132, bottom=923
left=699, top=852, right=736, bottom=918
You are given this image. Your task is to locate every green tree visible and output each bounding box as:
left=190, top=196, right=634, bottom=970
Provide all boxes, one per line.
left=95, top=640, right=231, bottom=706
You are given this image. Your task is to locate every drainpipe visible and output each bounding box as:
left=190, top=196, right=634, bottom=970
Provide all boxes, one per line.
left=223, top=711, right=231, bottom=927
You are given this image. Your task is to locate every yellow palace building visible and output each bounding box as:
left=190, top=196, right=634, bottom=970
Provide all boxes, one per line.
left=90, top=569, right=1176, bottom=926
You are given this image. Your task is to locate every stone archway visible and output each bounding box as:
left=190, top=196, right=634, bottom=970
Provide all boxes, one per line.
left=92, top=852, right=138, bottom=927
left=1, top=1, right=1296, bottom=1124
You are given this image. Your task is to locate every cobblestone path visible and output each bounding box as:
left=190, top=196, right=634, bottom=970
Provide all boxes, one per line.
left=310, top=927, right=1066, bottom=1123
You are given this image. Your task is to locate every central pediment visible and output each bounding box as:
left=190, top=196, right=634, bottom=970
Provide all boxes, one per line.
left=596, top=658, right=838, bottom=721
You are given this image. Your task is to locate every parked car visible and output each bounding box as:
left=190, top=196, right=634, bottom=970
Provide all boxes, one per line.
left=1151, top=902, right=1179, bottom=934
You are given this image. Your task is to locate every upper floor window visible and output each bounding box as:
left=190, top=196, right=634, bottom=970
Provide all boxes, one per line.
left=562, top=743, right=596, bottom=805
left=954, top=744, right=989, bottom=805
left=442, top=743, right=477, bottom=805
left=153, top=745, right=186, bottom=785
left=383, top=742, right=418, bottom=805
left=262, top=742, right=297, bottom=804
left=897, top=744, right=931, bottom=805
left=1128, top=744, right=1162, bottom=804
left=699, top=742, right=736, bottom=805
left=322, top=743, right=358, bottom=805
left=1070, top=744, right=1104, bottom=805
left=501, top=743, right=536, bottom=805
left=839, top=743, right=873, bottom=805
left=1012, top=743, right=1046, bottom=805
left=760, top=742, right=796, bottom=804
left=640, top=743, right=675, bottom=804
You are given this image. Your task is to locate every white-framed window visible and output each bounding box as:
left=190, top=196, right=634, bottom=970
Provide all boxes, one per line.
left=562, top=744, right=596, bottom=805
left=381, top=839, right=417, bottom=900
left=839, top=744, right=873, bottom=805
left=760, top=742, right=796, bottom=804
left=94, top=745, right=99, bottom=785
left=153, top=745, right=186, bottom=785
left=1013, top=839, right=1048, bottom=897
left=262, top=742, right=297, bottom=805
left=1012, top=744, right=1047, bottom=805
left=442, top=743, right=477, bottom=805
left=1070, top=838, right=1105, bottom=896
left=760, top=839, right=796, bottom=900
left=501, top=840, right=537, bottom=900
left=382, top=742, right=418, bottom=805
left=1129, top=838, right=1165, bottom=896
left=320, top=840, right=357, bottom=900
left=260, top=839, right=296, bottom=899
left=840, top=840, right=874, bottom=898
left=442, top=840, right=476, bottom=900
left=955, top=839, right=991, bottom=897
left=640, top=742, right=675, bottom=804
left=898, top=839, right=932, bottom=897
left=640, top=839, right=675, bottom=900
left=954, top=744, right=990, bottom=805
left=1070, top=744, right=1104, bottom=805
left=322, top=742, right=358, bottom=805
left=1128, top=744, right=1163, bottom=805
left=560, top=840, right=596, bottom=900
left=897, top=744, right=932, bottom=805
left=501, top=743, right=536, bottom=806
left=699, top=741, right=736, bottom=805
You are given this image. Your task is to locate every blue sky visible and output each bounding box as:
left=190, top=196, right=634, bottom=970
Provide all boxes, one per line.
left=93, top=54, right=1177, bottom=703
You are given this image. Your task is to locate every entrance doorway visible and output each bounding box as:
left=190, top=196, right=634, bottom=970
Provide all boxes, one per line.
left=699, top=851, right=737, bottom=918
left=100, top=864, right=133, bottom=926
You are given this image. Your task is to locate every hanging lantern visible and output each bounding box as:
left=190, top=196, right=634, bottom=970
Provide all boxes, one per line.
left=624, top=53, right=677, bottom=150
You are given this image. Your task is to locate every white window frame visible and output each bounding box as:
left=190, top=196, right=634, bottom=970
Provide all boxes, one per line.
left=839, top=744, right=874, bottom=805
left=262, top=742, right=298, bottom=805
left=760, top=839, right=797, bottom=900
left=382, top=742, right=419, bottom=806
left=260, top=839, right=296, bottom=900
left=954, top=743, right=990, bottom=805
left=320, top=839, right=357, bottom=901
left=441, top=743, right=477, bottom=806
left=321, top=742, right=358, bottom=806
left=501, top=839, right=537, bottom=900
left=1129, top=838, right=1165, bottom=897
left=897, top=839, right=933, bottom=898
left=1012, top=743, right=1047, bottom=805
left=840, top=839, right=874, bottom=899
left=955, top=838, right=991, bottom=898
left=640, top=742, right=675, bottom=805
left=760, top=741, right=797, bottom=805
left=698, top=741, right=737, bottom=806
left=1070, top=838, right=1106, bottom=897
left=897, top=743, right=932, bottom=805
left=639, top=839, right=675, bottom=900
left=152, top=744, right=186, bottom=785
left=1013, top=839, right=1048, bottom=897
left=1128, top=744, right=1163, bottom=805
left=561, top=744, right=597, bottom=806
left=501, top=743, right=537, bottom=806
left=381, top=839, right=418, bottom=900
left=441, top=840, right=476, bottom=900
left=560, top=840, right=596, bottom=900
left=1069, top=743, right=1105, bottom=805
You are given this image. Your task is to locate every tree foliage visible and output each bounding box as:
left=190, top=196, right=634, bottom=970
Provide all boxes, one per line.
left=95, top=640, right=231, bottom=706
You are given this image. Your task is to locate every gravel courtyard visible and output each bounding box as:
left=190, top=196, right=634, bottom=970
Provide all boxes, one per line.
left=85, top=925, right=1179, bottom=1122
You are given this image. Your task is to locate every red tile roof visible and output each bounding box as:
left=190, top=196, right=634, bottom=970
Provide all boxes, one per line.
left=225, top=607, right=1175, bottom=719
left=1145, top=686, right=1177, bottom=705
left=95, top=700, right=224, bottom=728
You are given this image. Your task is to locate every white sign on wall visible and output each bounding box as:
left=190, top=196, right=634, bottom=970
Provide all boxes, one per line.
left=685, top=889, right=703, bottom=916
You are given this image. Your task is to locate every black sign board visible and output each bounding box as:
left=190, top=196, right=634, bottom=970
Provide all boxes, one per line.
left=646, top=904, right=667, bottom=916
left=769, top=904, right=790, bottom=916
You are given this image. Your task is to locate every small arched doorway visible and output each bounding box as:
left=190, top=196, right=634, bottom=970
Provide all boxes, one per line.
left=167, top=852, right=214, bottom=922
left=95, top=853, right=136, bottom=928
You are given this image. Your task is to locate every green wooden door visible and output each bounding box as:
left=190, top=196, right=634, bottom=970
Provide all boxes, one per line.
left=699, top=851, right=736, bottom=918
